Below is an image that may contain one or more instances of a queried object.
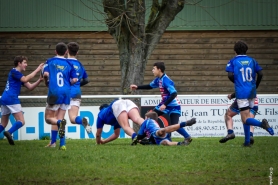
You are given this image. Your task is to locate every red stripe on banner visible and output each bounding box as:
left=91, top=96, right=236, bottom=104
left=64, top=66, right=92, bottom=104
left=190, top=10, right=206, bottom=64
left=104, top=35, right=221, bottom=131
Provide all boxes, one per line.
left=159, top=116, right=169, bottom=127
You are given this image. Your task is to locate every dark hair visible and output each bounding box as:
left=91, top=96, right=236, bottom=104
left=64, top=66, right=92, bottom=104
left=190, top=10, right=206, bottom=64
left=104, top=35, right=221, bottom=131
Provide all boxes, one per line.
left=56, top=42, right=68, bottom=56
left=67, top=42, right=79, bottom=56
left=99, top=104, right=109, bottom=111
left=145, top=112, right=158, bottom=121
left=234, top=40, right=248, bottom=55
left=14, top=56, right=28, bottom=67
left=153, top=62, right=165, bottom=73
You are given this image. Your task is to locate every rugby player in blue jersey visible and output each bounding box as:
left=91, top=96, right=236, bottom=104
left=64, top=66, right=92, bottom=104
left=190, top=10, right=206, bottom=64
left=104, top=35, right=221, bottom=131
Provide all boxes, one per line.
left=131, top=112, right=196, bottom=146
left=220, top=93, right=259, bottom=144
left=0, top=56, right=44, bottom=145
left=130, top=62, right=193, bottom=145
left=67, top=42, right=91, bottom=133
left=43, top=42, right=78, bottom=150
left=45, top=42, right=91, bottom=148
left=95, top=99, right=144, bottom=144
left=225, top=40, right=274, bottom=146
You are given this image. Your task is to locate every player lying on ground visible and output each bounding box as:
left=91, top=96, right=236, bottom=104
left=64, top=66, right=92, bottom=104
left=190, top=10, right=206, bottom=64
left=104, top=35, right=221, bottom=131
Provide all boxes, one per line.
left=131, top=112, right=196, bottom=146
left=96, top=99, right=144, bottom=144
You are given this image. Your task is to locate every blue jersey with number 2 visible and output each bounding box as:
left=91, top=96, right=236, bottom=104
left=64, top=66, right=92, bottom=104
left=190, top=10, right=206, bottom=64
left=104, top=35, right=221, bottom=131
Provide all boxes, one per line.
left=226, top=55, right=262, bottom=99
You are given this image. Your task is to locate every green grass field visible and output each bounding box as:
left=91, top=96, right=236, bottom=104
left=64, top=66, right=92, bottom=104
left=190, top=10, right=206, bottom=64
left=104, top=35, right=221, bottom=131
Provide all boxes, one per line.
left=0, top=137, right=277, bottom=185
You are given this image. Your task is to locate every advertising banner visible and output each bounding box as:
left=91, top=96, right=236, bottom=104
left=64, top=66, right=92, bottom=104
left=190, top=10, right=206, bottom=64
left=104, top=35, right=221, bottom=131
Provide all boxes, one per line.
left=141, top=94, right=278, bottom=137
left=0, top=106, right=130, bottom=140
left=0, top=94, right=277, bottom=140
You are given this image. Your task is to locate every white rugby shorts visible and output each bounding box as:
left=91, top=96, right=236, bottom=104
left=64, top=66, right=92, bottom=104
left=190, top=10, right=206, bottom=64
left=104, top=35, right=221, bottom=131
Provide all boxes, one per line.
left=237, top=98, right=255, bottom=109
left=1, top=104, right=22, bottom=115
left=45, top=103, right=70, bottom=111
left=69, top=98, right=81, bottom=108
left=112, top=99, right=138, bottom=118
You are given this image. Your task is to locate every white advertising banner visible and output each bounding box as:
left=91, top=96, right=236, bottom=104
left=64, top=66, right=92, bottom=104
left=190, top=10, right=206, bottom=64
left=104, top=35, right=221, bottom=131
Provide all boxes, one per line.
left=141, top=94, right=278, bottom=137
left=0, top=94, right=277, bottom=140
left=0, top=106, right=131, bottom=141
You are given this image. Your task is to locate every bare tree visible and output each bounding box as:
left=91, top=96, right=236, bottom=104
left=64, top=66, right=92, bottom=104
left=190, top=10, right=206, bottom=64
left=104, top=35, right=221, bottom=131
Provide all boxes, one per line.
left=102, top=0, right=185, bottom=94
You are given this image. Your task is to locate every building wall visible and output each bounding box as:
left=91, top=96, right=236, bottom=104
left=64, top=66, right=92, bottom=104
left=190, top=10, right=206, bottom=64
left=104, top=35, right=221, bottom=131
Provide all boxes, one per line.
left=1, top=0, right=278, bottom=31
left=0, top=31, right=277, bottom=96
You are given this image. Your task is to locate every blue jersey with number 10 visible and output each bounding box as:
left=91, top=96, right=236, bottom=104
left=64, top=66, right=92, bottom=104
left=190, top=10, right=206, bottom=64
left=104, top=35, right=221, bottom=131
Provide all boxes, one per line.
left=43, top=57, right=77, bottom=104
left=226, top=55, right=262, bottom=99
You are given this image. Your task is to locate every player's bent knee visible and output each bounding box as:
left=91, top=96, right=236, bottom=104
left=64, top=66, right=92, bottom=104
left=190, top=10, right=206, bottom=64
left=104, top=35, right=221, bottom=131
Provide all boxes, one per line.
left=225, top=112, right=231, bottom=120
left=45, top=118, right=52, bottom=124
left=69, top=118, right=75, bottom=124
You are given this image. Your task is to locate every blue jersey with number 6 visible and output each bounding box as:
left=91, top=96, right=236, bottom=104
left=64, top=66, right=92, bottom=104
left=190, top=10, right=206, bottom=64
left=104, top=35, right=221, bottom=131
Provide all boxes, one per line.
left=43, top=57, right=77, bottom=104
left=226, top=55, right=262, bottom=99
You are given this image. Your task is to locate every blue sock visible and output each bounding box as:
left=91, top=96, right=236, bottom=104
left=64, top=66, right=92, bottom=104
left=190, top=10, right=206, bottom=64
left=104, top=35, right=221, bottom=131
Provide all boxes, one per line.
left=57, top=120, right=61, bottom=127
left=177, top=142, right=181, bottom=145
left=177, top=128, right=190, bottom=139
left=180, top=122, right=186, bottom=128
left=75, top=116, right=82, bottom=125
left=245, top=118, right=262, bottom=127
left=0, top=125, right=5, bottom=134
left=60, top=136, right=66, bottom=147
left=228, top=129, right=234, bottom=134
left=243, top=124, right=250, bottom=145
left=51, top=130, right=58, bottom=144
left=132, top=133, right=137, bottom=140
left=8, top=121, right=23, bottom=134
left=250, top=132, right=253, bottom=137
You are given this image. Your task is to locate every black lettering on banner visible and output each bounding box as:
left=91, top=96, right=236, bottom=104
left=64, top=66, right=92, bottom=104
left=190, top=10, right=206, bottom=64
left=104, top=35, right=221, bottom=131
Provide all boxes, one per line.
left=201, top=99, right=209, bottom=104
left=210, top=109, right=227, bottom=116
left=265, top=108, right=278, bottom=115
left=266, top=98, right=278, bottom=104
left=190, top=109, right=208, bottom=117
left=143, top=99, right=161, bottom=105
left=210, top=99, right=228, bottom=104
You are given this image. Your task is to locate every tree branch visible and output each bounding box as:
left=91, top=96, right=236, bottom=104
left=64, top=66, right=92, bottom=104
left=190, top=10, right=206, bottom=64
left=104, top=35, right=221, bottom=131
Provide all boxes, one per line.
left=145, top=0, right=185, bottom=59
left=146, top=0, right=160, bottom=31
left=103, top=0, right=125, bottom=38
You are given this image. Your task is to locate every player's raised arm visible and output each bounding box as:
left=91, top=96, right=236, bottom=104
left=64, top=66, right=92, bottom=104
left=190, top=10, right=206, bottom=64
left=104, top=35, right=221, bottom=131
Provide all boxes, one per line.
left=130, top=84, right=138, bottom=90
left=23, top=76, right=44, bottom=91
left=20, top=63, right=44, bottom=83
left=130, top=84, right=153, bottom=90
